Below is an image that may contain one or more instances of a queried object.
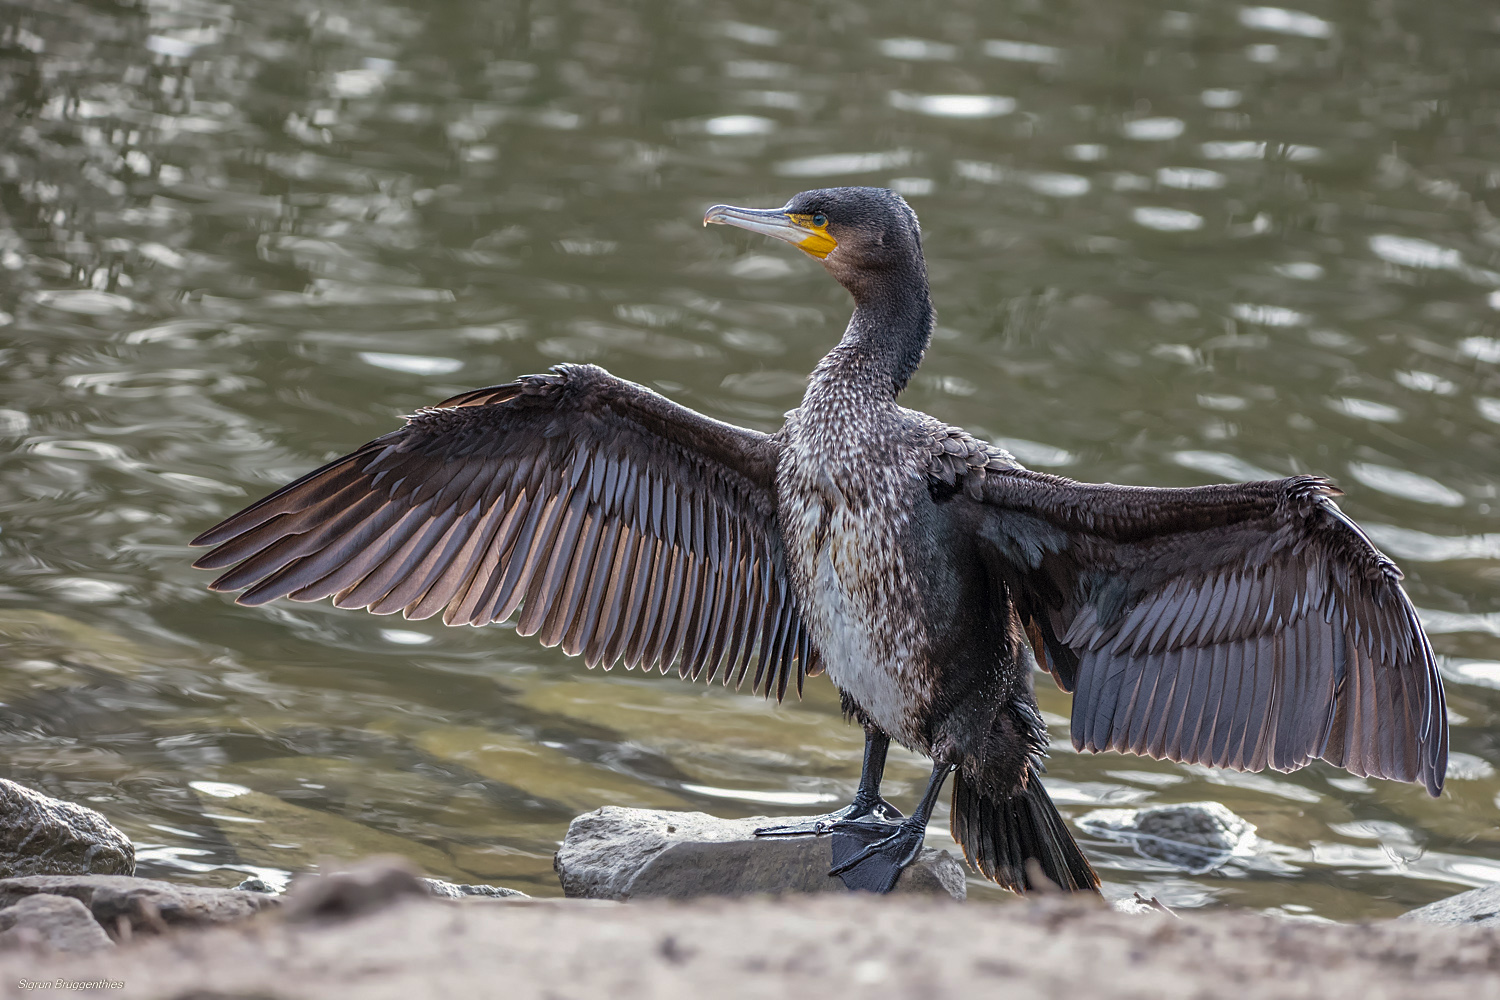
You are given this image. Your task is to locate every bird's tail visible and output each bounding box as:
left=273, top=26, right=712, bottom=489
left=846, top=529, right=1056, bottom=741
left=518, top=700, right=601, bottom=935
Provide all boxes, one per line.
left=950, top=769, right=1100, bottom=893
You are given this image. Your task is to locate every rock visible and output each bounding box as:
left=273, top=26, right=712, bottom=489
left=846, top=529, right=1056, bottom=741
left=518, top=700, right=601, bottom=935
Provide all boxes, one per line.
left=420, top=877, right=528, bottom=900
left=0, top=778, right=134, bottom=879
left=0, top=875, right=277, bottom=934
left=555, top=807, right=966, bottom=901
left=1076, top=802, right=1254, bottom=874
left=282, top=857, right=432, bottom=923
left=1399, top=884, right=1500, bottom=927
left=235, top=877, right=278, bottom=894
left=0, top=894, right=113, bottom=952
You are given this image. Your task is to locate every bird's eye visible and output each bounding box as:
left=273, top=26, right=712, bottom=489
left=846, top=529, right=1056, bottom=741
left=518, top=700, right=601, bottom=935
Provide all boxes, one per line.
left=812, top=214, right=828, bottom=227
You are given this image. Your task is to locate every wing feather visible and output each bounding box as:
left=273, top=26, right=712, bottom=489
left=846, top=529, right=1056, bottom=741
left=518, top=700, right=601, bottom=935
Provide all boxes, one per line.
left=192, top=364, right=809, bottom=699
left=971, top=467, right=1447, bottom=794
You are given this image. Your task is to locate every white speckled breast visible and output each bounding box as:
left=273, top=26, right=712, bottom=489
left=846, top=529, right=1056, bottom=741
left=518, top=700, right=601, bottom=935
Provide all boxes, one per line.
left=778, top=403, right=933, bottom=751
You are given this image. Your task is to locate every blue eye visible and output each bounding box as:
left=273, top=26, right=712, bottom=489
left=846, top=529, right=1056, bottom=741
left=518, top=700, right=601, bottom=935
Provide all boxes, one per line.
left=812, top=214, right=828, bottom=227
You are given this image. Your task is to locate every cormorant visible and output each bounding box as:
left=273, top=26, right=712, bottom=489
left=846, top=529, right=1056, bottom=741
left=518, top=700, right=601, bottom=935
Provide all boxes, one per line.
left=191, top=186, right=1448, bottom=895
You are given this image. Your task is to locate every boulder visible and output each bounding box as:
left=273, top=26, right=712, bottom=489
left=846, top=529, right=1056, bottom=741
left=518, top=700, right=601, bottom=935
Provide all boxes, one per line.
left=1400, top=884, right=1500, bottom=927
left=1076, top=802, right=1254, bottom=874
left=555, top=807, right=966, bottom=901
left=0, top=894, right=113, bottom=953
left=0, top=875, right=277, bottom=934
left=0, top=778, right=134, bottom=878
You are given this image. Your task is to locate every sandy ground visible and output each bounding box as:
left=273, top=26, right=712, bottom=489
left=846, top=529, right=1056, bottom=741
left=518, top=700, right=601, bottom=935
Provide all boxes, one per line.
left=2, top=893, right=1499, bottom=1000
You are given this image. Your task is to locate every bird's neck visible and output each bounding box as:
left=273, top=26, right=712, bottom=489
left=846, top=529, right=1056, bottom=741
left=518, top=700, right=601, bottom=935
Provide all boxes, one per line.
left=810, top=266, right=934, bottom=402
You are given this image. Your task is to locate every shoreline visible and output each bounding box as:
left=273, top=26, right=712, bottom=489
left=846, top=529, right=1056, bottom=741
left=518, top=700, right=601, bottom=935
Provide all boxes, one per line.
left=5, top=892, right=1500, bottom=1000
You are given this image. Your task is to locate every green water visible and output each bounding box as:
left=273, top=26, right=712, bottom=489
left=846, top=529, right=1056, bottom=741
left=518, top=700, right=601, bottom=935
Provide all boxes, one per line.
left=2, top=0, right=1499, bottom=916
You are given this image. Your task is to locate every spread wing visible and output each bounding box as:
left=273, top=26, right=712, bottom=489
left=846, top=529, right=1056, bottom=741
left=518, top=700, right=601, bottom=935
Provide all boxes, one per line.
left=933, top=440, right=1446, bottom=795
left=192, top=364, right=817, bottom=700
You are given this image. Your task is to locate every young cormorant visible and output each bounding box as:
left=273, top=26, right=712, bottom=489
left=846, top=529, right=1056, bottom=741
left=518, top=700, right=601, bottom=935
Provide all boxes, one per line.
left=190, top=186, right=1448, bottom=895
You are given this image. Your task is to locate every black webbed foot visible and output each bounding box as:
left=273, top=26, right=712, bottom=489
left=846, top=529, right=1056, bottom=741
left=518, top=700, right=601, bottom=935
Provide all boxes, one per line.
left=827, top=819, right=928, bottom=894
left=825, top=760, right=953, bottom=894
left=752, top=796, right=904, bottom=838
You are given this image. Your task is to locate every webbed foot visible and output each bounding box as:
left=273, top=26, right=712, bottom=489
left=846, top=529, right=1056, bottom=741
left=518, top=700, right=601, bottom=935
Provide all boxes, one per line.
left=827, top=819, right=928, bottom=894
left=753, top=797, right=904, bottom=838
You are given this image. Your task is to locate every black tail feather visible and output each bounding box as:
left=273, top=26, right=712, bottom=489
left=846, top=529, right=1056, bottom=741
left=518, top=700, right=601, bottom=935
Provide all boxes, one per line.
left=951, top=770, right=1100, bottom=894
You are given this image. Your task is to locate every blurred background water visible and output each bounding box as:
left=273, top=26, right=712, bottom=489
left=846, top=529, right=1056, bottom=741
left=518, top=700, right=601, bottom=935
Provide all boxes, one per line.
left=2, top=0, right=1499, bottom=916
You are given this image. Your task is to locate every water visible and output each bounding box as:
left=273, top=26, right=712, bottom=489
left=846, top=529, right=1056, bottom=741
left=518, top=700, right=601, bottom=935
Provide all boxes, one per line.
left=2, top=0, right=1499, bottom=916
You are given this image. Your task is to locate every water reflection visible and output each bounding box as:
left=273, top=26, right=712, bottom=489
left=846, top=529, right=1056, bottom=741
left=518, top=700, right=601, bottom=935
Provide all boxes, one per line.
left=1, top=0, right=1499, bottom=914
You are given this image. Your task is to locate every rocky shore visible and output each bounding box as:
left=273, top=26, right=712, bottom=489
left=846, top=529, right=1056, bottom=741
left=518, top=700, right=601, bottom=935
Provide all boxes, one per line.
left=2, top=778, right=1500, bottom=998
left=6, top=886, right=1500, bottom=1000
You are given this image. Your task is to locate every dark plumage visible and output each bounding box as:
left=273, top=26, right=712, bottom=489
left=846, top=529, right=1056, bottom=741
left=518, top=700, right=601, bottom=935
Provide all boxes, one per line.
left=191, top=186, right=1447, bottom=895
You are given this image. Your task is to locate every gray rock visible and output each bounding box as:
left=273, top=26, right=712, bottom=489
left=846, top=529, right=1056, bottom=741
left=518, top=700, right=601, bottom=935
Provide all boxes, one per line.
left=282, top=856, right=431, bottom=922
left=0, top=778, right=134, bottom=879
left=235, top=877, right=278, bottom=894
left=1076, top=802, right=1254, bottom=874
left=0, top=875, right=277, bottom=934
left=1400, top=884, right=1500, bottom=927
left=419, top=877, right=528, bottom=900
left=555, top=807, right=966, bottom=901
left=0, top=894, right=113, bottom=953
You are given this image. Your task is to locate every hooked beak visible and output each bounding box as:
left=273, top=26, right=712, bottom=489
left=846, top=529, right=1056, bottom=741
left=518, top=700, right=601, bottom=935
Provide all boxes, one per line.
left=703, top=204, right=838, bottom=259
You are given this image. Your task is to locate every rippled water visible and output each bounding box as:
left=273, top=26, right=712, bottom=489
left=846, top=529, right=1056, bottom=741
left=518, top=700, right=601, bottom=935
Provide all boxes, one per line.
left=2, top=0, right=1499, bottom=916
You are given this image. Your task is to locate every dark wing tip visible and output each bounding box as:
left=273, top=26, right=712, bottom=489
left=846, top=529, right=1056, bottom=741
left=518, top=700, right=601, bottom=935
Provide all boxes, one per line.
left=190, top=522, right=241, bottom=549
left=233, top=591, right=280, bottom=607
left=200, top=566, right=236, bottom=587
left=1422, top=674, right=1449, bottom=798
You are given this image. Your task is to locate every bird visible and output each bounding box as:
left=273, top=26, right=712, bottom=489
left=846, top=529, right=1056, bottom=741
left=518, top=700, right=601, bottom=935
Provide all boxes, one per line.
left=190, top=186, right=1448, bottom=896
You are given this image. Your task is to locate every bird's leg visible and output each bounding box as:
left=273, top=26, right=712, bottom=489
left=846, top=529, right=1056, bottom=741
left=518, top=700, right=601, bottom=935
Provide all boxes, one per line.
left=753, top=728, right=904, bottom=837
left=827, top=760, right=955, bottom=894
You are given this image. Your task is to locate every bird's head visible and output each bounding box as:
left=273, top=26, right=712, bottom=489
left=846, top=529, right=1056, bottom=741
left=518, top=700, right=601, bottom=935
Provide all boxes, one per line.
left=704, top=186, right=925, bottom=296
